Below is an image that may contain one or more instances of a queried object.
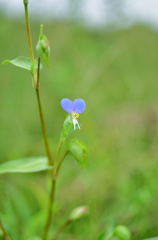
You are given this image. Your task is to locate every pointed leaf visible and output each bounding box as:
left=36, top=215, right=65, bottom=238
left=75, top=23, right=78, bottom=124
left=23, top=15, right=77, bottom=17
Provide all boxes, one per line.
left=3, top=56, right=43, bottom=71
left=69, top=139, right=88, bottom=169
left=0, top=157, right=53, bottom=174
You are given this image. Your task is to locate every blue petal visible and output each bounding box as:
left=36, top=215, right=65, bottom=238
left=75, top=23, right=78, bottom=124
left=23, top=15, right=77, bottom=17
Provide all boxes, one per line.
left=73, top=98, right=86, bottom=113
left=61, top=98, right=73, bottom=114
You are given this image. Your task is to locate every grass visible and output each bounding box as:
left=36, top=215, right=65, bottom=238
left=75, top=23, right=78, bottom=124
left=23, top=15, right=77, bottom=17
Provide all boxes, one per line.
left=0, top=15, right=158, bottom=239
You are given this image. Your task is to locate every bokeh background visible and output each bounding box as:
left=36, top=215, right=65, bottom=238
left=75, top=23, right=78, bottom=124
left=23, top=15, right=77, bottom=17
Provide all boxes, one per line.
left=0, top=0, right=158, bottom=239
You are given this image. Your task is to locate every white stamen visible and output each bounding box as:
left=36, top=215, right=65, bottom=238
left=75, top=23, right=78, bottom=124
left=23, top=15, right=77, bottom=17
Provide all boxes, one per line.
left=72, top=118, right=80, bottom=130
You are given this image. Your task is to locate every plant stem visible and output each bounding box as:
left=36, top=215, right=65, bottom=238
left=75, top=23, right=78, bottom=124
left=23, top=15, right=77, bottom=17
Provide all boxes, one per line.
left=24, top=2, right=34, bottom=63
left=52, top=219, right=72, bottom=240
left=24, top=2, right=53, bottom=167
left=56, top=150, right=69, bottom=176
left=37, top=57, right=40, bottom=88
left=54, top=138, right=64, bottom=170
left=43, top=179, right=56, bottom=240
left=0, top=218, right=11, bottom=240
left=36, top=89, right=53, bottom=166
left=42, top=140, right=67, bottom=239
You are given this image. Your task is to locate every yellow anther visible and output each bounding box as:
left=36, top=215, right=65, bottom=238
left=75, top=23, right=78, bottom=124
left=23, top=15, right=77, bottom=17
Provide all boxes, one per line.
left=72, top=112, right=79, bottom=119
left=76, top=113, right=79, bottom=118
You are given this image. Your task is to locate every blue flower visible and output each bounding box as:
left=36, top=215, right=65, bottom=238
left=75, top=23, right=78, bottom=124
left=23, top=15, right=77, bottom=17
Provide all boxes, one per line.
left=61, top=98, right=86, bottom=129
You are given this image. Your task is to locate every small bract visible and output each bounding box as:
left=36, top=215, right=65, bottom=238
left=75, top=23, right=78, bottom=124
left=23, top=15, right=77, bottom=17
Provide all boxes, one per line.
left=61, top=98, right=86, bottom=129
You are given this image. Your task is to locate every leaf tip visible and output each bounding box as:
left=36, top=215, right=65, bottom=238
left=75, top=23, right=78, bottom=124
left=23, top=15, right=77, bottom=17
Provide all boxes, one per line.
left=2, top=60, right=8, bottom=65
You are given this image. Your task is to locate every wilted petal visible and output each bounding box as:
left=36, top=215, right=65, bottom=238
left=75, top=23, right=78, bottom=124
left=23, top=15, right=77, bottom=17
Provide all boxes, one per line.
left=73, top=98, right=86, bottom=113
left=61, top=98, right=73, bottom=114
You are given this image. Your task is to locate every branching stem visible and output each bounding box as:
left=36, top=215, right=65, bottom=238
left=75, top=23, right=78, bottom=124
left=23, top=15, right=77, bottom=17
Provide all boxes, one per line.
left=23, top=3, right=69, bottom=240
left=42, top=147, right=69, bottom=239
left=24, top=2, right=53, bottom=167
left=54, top=138, right=64, bottom=170
left=56, top=149, right=69, bottom=176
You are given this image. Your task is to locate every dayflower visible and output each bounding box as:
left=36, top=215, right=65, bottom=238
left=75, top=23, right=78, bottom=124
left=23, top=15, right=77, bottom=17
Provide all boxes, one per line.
left=61, top=98, right=86, bottom=129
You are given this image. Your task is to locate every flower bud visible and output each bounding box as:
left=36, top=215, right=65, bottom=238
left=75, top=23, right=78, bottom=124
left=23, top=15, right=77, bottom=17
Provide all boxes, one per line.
left=36, top=27, right=50, bottom=67
left=69, top=206, right=89, bottom=221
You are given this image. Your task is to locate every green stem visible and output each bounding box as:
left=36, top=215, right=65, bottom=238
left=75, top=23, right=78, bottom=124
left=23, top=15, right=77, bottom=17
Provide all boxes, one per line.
left=37, top=57, right=40, bottom=88
left=56, top=150, right=69, bottom=176
left=52, top=219, right=72, bottom=240
left=54, top=138, right=64, bottom=171
left=42, top=140, right=66, bottom=239
left=23, top=2, right=53, bottom=167
left=24, top=2, right=34, bottom=63
left=36, top=88, right=53, bottom=166
left=0, top=218, right=11, bottom=240
left=40, top=24, right=43, bottom=36
left=43, top=179, right=56, bottom=240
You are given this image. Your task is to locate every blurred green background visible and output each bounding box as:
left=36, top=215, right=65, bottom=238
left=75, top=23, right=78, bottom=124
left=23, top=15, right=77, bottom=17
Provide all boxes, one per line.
left=0, top=3, right=158, bottom=240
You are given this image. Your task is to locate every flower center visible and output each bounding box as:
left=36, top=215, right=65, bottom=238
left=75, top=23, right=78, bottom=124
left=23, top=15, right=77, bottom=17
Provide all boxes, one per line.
left=72, top=111, right=79, bottom=119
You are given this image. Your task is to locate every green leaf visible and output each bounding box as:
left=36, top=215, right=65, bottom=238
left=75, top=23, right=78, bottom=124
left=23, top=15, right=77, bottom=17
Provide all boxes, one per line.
left=0, top=157, right=53, bottom=174
left=69, top=139, right=88, bottom=169
left=3, top=56, right=43, bottom=71
left=114, top=226, right=131, bottom=240
left=36, top=35, right=50, bottom=67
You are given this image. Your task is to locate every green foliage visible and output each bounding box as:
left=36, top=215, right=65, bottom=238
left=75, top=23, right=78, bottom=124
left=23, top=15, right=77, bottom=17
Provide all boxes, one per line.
left=0, top=157, right=53, bottom=174
left=1, top=17, right=158, bottom=239
left=69, top=139, right=88, bottom=169
left=113, top=226, right=131, bottom=240
left=2, top=56, right=42, bottom=71
left=96, top=226, right=131, bottom=240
